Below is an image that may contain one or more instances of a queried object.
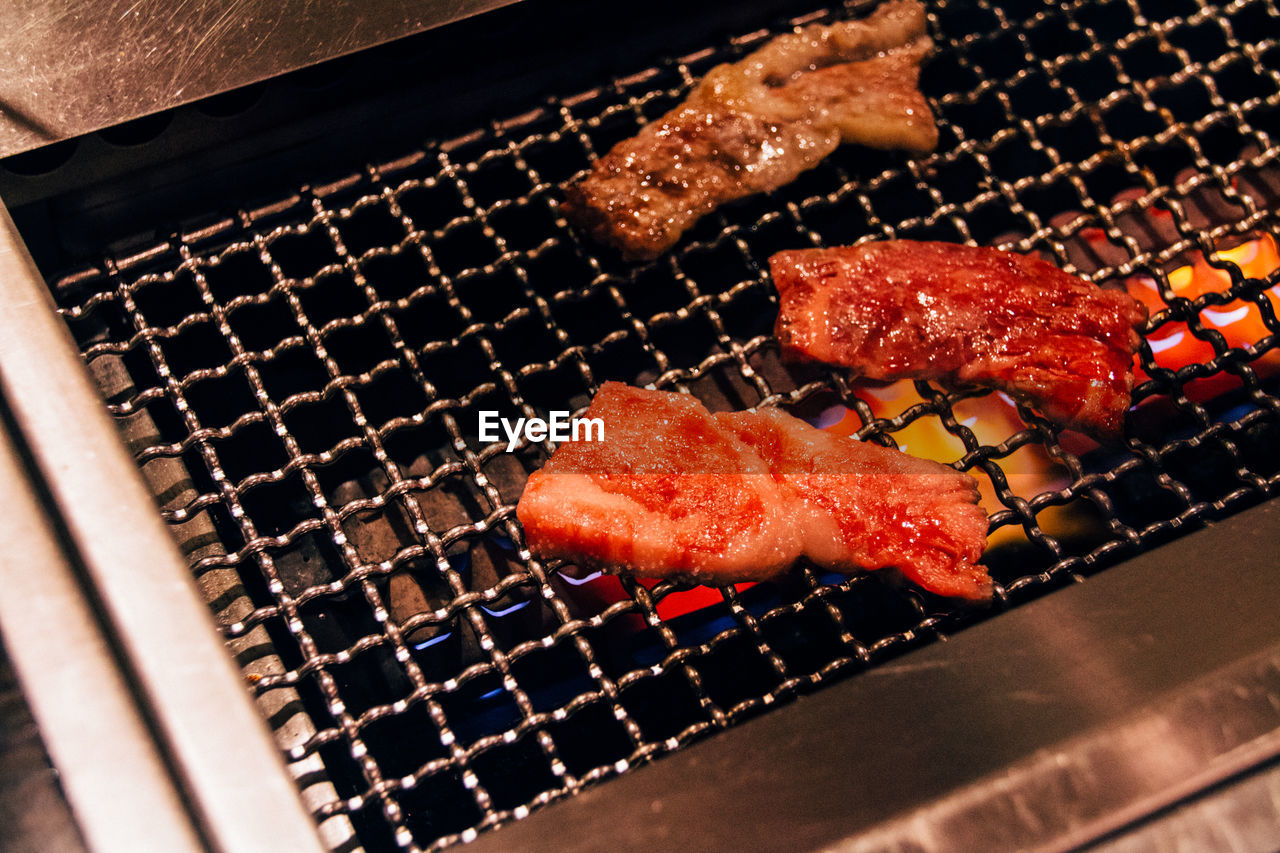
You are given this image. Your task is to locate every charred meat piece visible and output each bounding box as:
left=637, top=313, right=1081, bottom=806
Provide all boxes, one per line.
left=516, top=382, right=990, bottom=597
left=562, top=0, right=937, bottom=261
left=771, top=241, right=1149, bottom=436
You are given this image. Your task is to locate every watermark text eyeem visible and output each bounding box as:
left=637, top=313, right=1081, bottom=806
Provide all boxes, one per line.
left=478, top=411, right=604, bottom=452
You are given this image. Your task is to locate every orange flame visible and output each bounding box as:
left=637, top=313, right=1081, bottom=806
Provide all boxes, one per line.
left=1125, top=234, right=1280, bottom=401
left=566, top=235, right=1280, bottom=614
left=818, top=384, right=1071, bottom=546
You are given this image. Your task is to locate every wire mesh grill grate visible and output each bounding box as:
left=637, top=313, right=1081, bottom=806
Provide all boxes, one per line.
left=49, top=0, right=1280, bottom=849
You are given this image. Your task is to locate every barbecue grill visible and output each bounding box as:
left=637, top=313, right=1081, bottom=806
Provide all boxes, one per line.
left=2, top=0, right=1280, bottom=850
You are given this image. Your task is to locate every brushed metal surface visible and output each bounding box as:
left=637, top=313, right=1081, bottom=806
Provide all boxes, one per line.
left=0, top=400, right=201, bottom=851
left=1085, top=759, right=1280, bottom=853
left=0, top=0, right=518, bottom=157
left=0, top=203, right=326, bottom=851
left=468, top=500, right=1280, bottom=853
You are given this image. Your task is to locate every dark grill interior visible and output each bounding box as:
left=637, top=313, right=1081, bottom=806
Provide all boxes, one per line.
left=27, top=0, right=1280, bottom=849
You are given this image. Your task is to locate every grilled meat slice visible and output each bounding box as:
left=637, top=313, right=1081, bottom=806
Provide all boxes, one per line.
left=771, top=241, right=1149, bottom=436
left=718, top=408, right=991, bottom=599
left=516, top=382, right=800, bottom=584
left=562, top=0, right=937, bottom=261
left=516, top=382, right=990, bottom=597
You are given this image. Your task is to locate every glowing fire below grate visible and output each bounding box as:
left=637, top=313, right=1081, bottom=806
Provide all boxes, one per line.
left=571, top=234, right=1280, bottom=619
left=415, top=235, right=1280, bottom=631
left=811, top=234, right=1280, bottom=560
left=1126, top=234, right=1280, bottom=402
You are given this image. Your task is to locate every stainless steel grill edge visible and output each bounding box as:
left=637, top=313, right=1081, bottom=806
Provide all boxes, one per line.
left=0, top=206, right=328, bottom=850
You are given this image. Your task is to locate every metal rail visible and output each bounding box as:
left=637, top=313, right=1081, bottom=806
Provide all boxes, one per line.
left=0, top=203, right=326, bottom=852
left=0, top=377, right=201, bottom=852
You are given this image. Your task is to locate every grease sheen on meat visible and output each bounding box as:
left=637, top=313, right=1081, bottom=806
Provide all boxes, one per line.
left=516, top=383, right=799, bottom=582
left=562, top=0, right=937, bottom=260
left=718, top=407, right=990, bottom=599
left=516, top=382, right=990, bottom=598
left=772, top=241, right=1149, bottom=436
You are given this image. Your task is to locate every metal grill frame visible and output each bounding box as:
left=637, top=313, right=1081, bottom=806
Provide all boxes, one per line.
left=12, top=0, right=1280, bottom=850
left=0, top=208, right=327, bottom=852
